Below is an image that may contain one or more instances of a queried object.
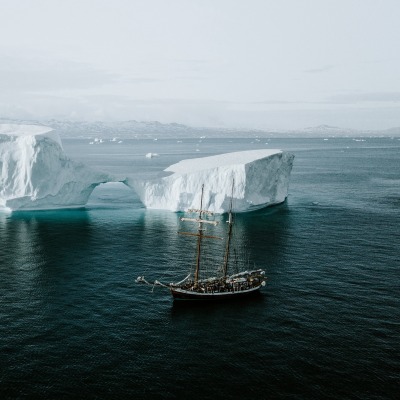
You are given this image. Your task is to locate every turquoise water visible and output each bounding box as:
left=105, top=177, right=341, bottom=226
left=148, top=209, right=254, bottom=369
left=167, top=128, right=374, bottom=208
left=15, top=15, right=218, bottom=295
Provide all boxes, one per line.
left=1, top=138, right=399, bottom=399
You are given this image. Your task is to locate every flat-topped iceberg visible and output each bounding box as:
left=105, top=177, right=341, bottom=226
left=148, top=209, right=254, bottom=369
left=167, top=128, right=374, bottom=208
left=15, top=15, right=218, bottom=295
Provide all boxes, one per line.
left=0, top=124, right=112, bottom=211
left=129, top=149, right=294, bottom=213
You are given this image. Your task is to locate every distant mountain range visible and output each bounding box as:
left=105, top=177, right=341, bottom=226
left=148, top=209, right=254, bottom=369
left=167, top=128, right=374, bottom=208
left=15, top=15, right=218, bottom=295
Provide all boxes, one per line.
left=1, top=118, right=399, bottom=138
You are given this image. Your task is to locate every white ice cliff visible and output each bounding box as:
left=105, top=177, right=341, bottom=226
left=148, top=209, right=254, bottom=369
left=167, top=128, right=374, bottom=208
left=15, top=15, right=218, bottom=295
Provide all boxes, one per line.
left=0, top=124, right=112, bottom=211
left=129, top=149, right=294, bottom=213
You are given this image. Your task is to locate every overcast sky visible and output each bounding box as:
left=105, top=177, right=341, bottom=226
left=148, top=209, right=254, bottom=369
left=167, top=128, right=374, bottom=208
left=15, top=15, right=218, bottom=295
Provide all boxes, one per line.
left=1, top=0, right=399, bottom=130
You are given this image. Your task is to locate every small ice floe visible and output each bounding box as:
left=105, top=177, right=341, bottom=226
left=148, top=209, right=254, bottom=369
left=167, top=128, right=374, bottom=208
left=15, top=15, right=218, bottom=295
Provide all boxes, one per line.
left=145, top=152, right=159, bottom=158
left=89, top=141, right=94, bottom=145
left=323, top=138, right=329, bottom=141
left=196, top=149, right=200, bottom=152
left=118, top=141, right=123, bottom=144
left=200, top=136, right=206, bottom=139
left=177, top=140, right=182, bottom=143
left=110, top=137, right=118, bottom=142
left=153, top=138, right=158, bottom=141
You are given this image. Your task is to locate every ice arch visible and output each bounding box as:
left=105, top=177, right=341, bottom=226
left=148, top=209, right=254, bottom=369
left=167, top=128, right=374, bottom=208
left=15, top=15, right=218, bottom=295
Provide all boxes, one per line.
left=87, top=182, right=139, bottom=207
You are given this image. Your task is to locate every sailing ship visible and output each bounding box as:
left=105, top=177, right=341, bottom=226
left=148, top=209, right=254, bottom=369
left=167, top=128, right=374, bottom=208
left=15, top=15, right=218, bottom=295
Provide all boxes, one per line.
left=136, top=182, right=266, bottom=300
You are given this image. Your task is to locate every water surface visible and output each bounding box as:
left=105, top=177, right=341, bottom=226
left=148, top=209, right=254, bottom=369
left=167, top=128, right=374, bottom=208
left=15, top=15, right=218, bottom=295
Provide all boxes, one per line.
left=1, top=137, right=399, bottom=399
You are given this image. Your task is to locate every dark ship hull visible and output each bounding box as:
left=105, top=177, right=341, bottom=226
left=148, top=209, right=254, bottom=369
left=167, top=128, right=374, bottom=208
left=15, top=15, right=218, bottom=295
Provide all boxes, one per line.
left=170, top=283, right=263, bottom=300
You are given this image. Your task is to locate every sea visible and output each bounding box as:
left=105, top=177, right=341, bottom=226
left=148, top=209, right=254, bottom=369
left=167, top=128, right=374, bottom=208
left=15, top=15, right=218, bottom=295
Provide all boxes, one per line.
left=0, top=136, right=399, bottom=399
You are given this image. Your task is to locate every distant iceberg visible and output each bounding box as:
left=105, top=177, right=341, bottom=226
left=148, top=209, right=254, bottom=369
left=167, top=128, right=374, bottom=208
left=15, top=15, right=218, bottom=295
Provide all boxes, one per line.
left=145, top=152, right=159, bottom=158
left=0, top=124, right=112, bottom=211
left=128, top=149, right=294, bottom=213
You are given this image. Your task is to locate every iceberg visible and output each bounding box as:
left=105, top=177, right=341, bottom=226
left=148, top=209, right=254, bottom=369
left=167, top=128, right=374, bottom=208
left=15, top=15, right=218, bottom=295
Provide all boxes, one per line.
left=1, top=124, right=294, bottom=213
left=0, top=124, right=112, bottom=211
left=129, top=149, right=294, bottom=213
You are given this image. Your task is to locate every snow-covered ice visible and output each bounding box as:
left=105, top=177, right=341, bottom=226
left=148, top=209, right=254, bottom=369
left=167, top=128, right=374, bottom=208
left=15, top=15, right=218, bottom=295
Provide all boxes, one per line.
left=0, top=124, right=113, bottom=211
left=129, top=149, right=294, bottom=213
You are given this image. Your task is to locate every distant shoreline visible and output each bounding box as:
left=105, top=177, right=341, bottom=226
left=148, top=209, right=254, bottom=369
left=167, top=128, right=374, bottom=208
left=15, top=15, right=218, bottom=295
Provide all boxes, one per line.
left=1, top=118, right=399, bottom=139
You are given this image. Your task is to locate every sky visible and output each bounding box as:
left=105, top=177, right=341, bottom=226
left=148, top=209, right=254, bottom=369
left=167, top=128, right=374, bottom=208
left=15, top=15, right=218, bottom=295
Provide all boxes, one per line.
left=0, top=0, right=399, bottom=130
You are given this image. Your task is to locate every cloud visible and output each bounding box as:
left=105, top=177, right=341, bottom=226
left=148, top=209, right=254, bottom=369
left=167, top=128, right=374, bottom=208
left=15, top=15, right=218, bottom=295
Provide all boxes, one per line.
left=303, top=65, right=335, bottom=74
left=0, top=54, right=118, bottom=93
left=327, top=92, right=400, bottom=104
left=254, top=92, right=400, bottom=106
left=252, top=100, right=306, bottom=105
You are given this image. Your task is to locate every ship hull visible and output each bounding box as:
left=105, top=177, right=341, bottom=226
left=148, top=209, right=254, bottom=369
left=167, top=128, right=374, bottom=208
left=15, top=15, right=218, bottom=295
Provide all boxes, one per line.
left=170, top=284, right=262, bottom=301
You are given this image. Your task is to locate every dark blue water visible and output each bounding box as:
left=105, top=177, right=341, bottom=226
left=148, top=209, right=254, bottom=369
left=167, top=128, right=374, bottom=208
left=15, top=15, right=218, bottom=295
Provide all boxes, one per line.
left=1, top=137, right=399, bottom=399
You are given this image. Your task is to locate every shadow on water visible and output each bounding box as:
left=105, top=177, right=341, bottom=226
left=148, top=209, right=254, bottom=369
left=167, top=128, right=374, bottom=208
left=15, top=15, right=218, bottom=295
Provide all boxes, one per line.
left=229, top=202, right=292, bottom=269
left=0, top=209, right=94, bottom=293
left=6, top=208, right=93, bottom=251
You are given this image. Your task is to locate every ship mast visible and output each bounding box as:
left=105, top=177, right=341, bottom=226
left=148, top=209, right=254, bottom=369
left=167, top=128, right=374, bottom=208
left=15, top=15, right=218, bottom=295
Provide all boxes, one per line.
left=222, top=179, right=235, bottom=278
left=194, top=185, right=205, bottom=284
left=179, top=184, right=219, bottom=285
